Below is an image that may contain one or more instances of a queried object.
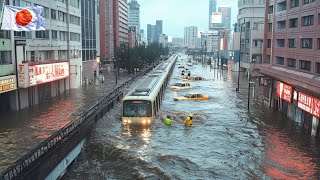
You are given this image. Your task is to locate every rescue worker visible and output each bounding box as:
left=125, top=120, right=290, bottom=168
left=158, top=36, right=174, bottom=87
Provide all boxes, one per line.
left=184, top=114, right=193, bottom=127
left=164, top=115, right=172, bottom=126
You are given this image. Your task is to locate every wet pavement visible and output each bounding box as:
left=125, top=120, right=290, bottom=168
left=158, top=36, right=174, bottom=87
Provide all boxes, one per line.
left=0, top=70, right=131, bottom=173
left=63, top=55, right=320, bottom=179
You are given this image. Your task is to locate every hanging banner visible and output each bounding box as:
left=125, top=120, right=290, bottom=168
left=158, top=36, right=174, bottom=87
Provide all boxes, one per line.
left=18, top=62, right=69, bottom=88
left=298, top=92, right=320, bottom=118
left=276, top=81, right=293, bottom=103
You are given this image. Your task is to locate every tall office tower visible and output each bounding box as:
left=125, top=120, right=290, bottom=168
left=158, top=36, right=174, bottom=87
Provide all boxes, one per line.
left=209, top=0, right=217, bottom=29
left=184, top=26, right=198, bottom=48
left=155, top=20, right=163, bottom=42
left=113, top=0, right=128, bottom=47
left=100, top=0, right=114, bottom=60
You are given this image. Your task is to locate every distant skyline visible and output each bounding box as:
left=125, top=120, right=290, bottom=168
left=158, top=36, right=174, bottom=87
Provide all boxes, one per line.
left=139, top=0, right=238, bottom=38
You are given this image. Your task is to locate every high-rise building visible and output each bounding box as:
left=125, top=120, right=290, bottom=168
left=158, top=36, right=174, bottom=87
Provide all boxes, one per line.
left=201, top=31, right=219, bottom=55
left=140, top=29, right=145, bottom=43
left=218, top=7, right=232, bottom=31
left=151, top=25, right=156, bottom=43
left=261, top=0, right=320, bottom=126
left=184, top=26, right=198, bottom=48
left=209, top=0, right=217, bottom=29
left=128, top=0, right=140, bottom=33
left=113, top=0, right=128, bottom=47
left=237, top=0, right=265, bottom=73
left=156, top=20, right=163, bottom=42
left=147, top=24, right=152, bottom=44
left=81, top=0, right=100, bottom=80
left=100, top=0, right=114, bottom=60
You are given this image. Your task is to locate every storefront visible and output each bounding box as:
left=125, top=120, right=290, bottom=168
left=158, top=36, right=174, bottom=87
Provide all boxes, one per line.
left=268, top=79, right=320, bottom=135
left=0, top=75, right=17, bottom=112
left=18, top=62, right=70, bottom=109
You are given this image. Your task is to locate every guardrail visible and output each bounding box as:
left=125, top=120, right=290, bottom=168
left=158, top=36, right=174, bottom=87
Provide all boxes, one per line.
left=0, top=63, right=156, bottom=180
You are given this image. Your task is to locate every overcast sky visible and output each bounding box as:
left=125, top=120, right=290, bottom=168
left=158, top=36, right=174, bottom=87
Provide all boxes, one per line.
left=139, top=0, right=238, bottom=38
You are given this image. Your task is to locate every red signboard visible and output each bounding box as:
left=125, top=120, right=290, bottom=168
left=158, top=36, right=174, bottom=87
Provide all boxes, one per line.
left=298, top=92, right=320, bottom=118
left=276, top=82, right=293, bottom=103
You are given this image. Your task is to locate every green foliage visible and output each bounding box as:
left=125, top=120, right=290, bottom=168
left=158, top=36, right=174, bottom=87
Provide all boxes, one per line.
left=114, top=42, right=169, bottom=72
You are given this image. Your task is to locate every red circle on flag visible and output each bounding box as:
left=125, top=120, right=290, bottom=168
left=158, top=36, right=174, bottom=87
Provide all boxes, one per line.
left=16, top=9, right=32, bottom=26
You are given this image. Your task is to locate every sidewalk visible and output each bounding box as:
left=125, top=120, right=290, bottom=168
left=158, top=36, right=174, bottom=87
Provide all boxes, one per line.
left=0, top=71, right=131, bottom=172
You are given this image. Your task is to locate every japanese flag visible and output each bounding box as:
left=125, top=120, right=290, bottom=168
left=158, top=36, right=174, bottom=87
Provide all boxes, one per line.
left=1, top=5, right=45, bottom=31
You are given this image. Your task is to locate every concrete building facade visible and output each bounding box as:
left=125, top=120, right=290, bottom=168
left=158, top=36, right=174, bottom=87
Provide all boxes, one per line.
left=261, top=0, right=320, bottom=135
left=2, top=0, right=83, bottom=111
left=237, top=0, right=265, bottom=73
left=201, top=31, right=219, bottom=56
left=113, top=0, right=128, bottom=48
left=184, top=26, right=198, bottom=48
left=81, top=0, right=99, bottom=81
left=128, top=0, right=140, bottom=31
left=100, top=0, right=114, bottom=60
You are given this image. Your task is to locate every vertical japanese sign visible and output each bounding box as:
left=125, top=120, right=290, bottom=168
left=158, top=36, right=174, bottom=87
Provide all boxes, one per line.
left=18, top=64, right=29, bottom=88
left=276, top=81, right=293, bottom=103
left=298, top=92, right=320, bottom=118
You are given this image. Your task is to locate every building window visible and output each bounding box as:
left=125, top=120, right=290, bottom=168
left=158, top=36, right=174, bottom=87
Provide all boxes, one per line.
left=268, top=5, right=273, bottom=14
left=289, top=18, right=298, bottom=28
left=290, top=0, right=299, bottom=8
left=51, top=9, right=57, bottom=19
left=0, top=51, right=12, bottom=64
left=70, top=0, right=79, bottom=7
left=0, top=30, right=10, bottom=38
left=301, top=38, right=313, bottom=49
left=35, top=5, right=49, bottom=18
left=14, top=31, right=32, bottom=38
left=268, top=23, right=272, bottom=32
left=70, top=15, right=80, bottom=25
left=13, top=0, right=31, bottom=6
left=302, top=15, right=314, bottom=26
left=52, top=30, right=57, bottom=39
left=277, top=1, right=287, bottom=12
left=70, top=32, right=80, bottom=41
left=35, top=30, right=49, bottom=39
left=58, top=11, right=67, bottom=22
left=303, top=0, right=315, bottom=4
left=288, top=39, right=296, bottom=48
left=277, top=20, right=286, bottom=29
left=59, top=31, right=67, bottom=41
left=317, top=38, right=320, bottom=49
left=276, top=39, right=285, bottom=47
left=276, top=57, right=284, bottom=65
left=267, top=39, right=271, bottom=48
left=300, top=60, right=311, bottom=71
left=316, top=62, right=320, bottom=73
left=58, top=50, right=68, bottom=60
left=288, top=58, right=296, bottom=68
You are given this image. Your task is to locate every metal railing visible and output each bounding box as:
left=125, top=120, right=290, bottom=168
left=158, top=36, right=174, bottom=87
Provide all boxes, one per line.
left=0, top=63, right=156, bottom=180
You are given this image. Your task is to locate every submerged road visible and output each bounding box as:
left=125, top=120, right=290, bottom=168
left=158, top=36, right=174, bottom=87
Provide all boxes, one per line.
left=0, top=71, right=130, bottom=173
left=63, top=55, right=320, bottom=179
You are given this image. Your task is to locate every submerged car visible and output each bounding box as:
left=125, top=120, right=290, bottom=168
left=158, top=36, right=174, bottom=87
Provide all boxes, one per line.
left=174, top=93, right=209, bottom=101
left=182, top=76, right=204, bottom=81
left=171, top=82, right=192, bottom=90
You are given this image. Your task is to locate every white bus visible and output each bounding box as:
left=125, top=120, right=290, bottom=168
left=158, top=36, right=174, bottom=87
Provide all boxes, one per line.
left=121, top=54, right=177, bottom=125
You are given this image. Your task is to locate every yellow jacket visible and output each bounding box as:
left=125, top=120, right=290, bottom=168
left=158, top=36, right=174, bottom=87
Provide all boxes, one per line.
left=184, top=117, right=192, bottom=127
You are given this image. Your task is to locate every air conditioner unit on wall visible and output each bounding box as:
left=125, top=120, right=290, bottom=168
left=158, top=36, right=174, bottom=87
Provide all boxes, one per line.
left=268, top=14, right=273, bottom=20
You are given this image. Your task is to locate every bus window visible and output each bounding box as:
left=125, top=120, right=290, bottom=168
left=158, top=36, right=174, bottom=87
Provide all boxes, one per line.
left=153, top=101, right=156, bottom=115
left=123, top=100, right=152, bottom=117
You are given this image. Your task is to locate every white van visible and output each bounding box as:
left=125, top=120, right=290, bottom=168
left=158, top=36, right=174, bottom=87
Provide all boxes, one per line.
left=170, top=82, right=192, bottom=90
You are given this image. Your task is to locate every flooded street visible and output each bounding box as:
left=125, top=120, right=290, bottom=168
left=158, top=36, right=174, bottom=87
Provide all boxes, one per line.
left=63, top=56, right=320, bottom=179
left=0, top=72, right=130, bottom=172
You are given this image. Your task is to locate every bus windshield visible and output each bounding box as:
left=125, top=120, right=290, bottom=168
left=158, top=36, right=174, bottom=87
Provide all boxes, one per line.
left=123, top=100, right=152, bottom=117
